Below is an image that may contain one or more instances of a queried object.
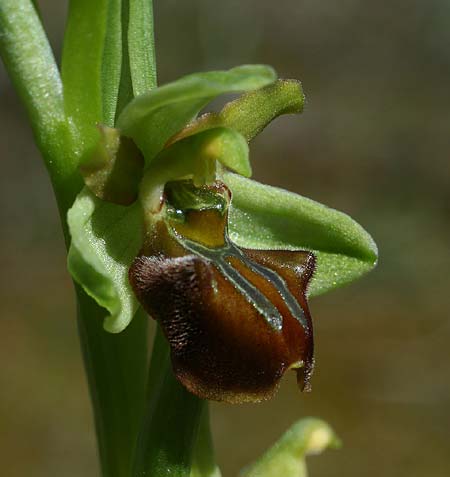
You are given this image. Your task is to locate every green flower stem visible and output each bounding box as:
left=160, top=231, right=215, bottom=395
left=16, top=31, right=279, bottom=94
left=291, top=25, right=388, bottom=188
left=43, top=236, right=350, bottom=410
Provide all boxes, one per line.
left=77, top=288, right=149, bottom=477
left=191, top=406, right=221, bottom=477
left=65, top=0, right=156, bottom=462
left=133, top=326, right=205, bottom=477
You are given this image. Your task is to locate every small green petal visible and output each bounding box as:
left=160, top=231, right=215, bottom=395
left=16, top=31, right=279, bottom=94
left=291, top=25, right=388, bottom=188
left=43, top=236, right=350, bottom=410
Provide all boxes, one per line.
left=221, top=79, right=304, bottom=141
left=173, top=79, right=305, bottom=144
left=224, top=173, right=378, bottom=296
left=67, top=188, right=144, bottom=332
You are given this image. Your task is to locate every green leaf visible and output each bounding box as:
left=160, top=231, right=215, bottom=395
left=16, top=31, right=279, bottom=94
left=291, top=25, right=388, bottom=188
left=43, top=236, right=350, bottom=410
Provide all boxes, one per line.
left=0, top=0, right=78, bottom=214
left=101, top=0, right=124, bottom=125
left=62, top=0, right=125, bottom=144
left=116, top=65, right=276, bottom=163
left=241, top=418, right=340, bottom=477
left=172, top=79, right=304, bottom=144
left=224, top=173, right=378, bottom=296
left=128, top=0, right=157, bottom=95
left=62, top=0, right=108, bottom=146
left=67, top=188, right=144, bottom=333
left=0, top=0, right=65, bottom=140
left=115, top=0, right=158, bottom=121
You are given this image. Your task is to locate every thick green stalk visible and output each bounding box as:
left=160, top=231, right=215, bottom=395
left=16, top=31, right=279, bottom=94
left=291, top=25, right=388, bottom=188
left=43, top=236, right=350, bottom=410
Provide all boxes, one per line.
left=132, top=327, right=205, bottom=477
left=62, top=2, right=152, bottom=476
left=1, top=2, right=149, bottom=476
left=77, top=289, right=149, bottom=477
left=190, top=405, right=220, bottom=477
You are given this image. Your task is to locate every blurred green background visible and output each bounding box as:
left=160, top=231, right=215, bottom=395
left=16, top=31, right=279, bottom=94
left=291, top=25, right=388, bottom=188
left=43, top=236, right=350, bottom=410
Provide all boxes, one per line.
left=1, top=0, right=449, bottom=476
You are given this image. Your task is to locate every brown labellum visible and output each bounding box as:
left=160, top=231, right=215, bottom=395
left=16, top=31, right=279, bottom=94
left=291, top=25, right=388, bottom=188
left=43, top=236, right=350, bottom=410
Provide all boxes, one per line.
left=129, top=183, right=316, bottom=403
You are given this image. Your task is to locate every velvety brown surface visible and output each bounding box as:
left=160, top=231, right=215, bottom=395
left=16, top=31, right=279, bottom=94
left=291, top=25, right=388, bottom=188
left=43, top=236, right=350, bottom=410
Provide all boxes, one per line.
left=241, top=249, right=316, bottom=390
left=130, top=198, right=316, bottom=403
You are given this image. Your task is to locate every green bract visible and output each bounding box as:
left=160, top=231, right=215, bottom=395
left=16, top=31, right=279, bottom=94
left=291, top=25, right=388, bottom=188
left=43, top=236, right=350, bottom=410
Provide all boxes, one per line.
left=241, top=418, right=340, bottom=477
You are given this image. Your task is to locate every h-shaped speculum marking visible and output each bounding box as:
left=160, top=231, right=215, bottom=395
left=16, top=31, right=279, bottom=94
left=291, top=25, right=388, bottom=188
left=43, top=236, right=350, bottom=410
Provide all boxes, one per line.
left=176, top=232, right=309, bottom=335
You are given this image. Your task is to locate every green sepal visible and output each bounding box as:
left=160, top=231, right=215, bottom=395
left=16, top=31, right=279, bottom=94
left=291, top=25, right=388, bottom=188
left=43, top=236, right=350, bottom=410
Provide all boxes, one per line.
left=224, top=173, right=378, bottom=297
left=67, top=188, right=144, bottom=333
left=172, top=79, right=304, bottom=144
left=79, top=125, right=144, bottom=205
left=116, top=65, right=276, bottom=163
left=140, top=128, right=249, bottom=212
left=241, top=418, right=340, bottom=477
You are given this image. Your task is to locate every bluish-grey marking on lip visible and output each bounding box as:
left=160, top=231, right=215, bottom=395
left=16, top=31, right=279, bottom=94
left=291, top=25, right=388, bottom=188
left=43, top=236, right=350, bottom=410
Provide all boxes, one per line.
left=179, top=235, right=283, bottom=331
left=175, top=231, right=310, bottom=334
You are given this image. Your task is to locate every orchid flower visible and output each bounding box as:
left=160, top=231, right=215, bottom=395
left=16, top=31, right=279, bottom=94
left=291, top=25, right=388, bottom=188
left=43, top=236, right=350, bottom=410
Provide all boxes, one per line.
left=68, top=66, right=377, bottom=403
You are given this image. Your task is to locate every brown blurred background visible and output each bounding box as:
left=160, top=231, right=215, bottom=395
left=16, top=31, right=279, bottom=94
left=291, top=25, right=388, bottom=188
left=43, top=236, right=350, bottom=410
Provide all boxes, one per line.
left=1, top=0, right=450, bottom=476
